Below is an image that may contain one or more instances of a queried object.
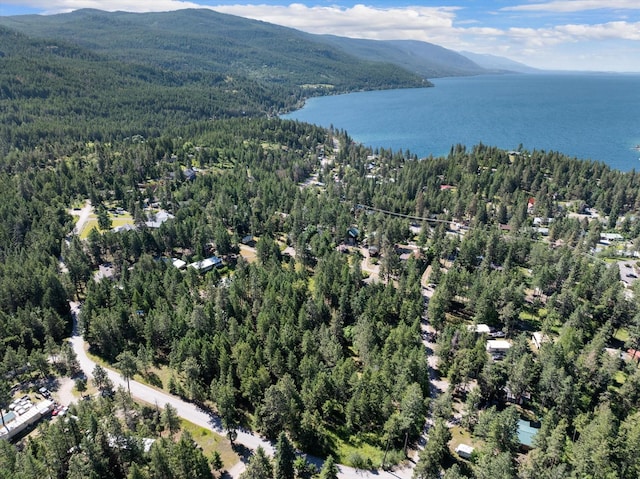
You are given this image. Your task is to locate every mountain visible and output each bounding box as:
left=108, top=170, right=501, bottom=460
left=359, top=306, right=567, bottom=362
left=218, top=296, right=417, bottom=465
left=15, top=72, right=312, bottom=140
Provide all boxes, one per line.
left=459, top=51, right=541, bottom=74
left=314, top=36, right=492, bottom=78
left=0, top=8, right=427, bottom=91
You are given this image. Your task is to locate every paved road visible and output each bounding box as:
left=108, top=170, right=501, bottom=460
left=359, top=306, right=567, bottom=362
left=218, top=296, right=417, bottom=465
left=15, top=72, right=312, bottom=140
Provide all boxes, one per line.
left=68, top=303, right=415, bottom=479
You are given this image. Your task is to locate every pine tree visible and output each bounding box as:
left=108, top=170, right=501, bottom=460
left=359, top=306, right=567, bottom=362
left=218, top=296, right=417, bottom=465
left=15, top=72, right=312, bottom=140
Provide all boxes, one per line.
left=274, top=432, right=295, bottom=479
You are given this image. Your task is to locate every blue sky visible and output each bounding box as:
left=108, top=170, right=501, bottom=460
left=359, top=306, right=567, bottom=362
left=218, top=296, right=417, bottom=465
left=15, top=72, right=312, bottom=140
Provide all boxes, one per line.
left=1, top=1, right=639, bottom=72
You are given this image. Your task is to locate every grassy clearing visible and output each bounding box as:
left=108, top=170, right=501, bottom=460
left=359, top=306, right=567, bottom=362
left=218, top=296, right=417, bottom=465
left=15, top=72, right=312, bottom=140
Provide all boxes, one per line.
left=449, top=425, right=476, bottom=452
left=614, top=328, right=630, bottom=343
left=614, top=370, right=627, bottom=386
left=139, top=365, right=175, bottom=393
left=78, top=214, right=134, bottom=239
left=239, top=245, right=257, bottom=263
left=179, top=420, right=239, bottom=470
left=326, top=429, right=385, bottom=468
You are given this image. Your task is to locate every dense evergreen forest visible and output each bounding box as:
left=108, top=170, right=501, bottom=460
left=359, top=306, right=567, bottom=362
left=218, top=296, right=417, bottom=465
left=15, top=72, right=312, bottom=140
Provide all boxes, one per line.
left=2, top=9, right=640, bottom=479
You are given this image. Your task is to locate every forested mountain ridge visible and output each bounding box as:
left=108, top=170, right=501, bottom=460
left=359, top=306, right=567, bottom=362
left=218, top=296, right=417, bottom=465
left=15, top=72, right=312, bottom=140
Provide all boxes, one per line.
left=0, top=8, right=431, bottom=154
left=0, top=9, right=428, bottom=89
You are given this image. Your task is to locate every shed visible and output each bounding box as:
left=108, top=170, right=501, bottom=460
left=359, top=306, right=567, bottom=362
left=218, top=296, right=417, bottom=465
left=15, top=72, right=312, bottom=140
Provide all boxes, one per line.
left=172, top=258, right=186, bottom=270
left=532, top=331, right=551, bottom=350
left=455, top=444, right=474, bottom=459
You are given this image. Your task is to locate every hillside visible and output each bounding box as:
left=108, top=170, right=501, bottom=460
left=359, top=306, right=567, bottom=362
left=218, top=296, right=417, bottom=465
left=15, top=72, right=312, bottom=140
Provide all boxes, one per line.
left=0, top=8, right=427, bottom=91
left=0, top=25, right=301, bottom=152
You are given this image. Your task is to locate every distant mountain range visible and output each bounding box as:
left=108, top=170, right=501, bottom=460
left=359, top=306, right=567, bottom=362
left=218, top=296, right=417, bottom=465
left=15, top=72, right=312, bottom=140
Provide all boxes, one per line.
left=459, top=51, right=541, bottom=74
left=0, top=8, right=537, bottom=86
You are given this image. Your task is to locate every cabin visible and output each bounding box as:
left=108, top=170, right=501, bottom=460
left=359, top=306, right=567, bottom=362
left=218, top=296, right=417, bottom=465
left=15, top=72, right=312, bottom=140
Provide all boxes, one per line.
left=347, top=227, right=360, bottom=245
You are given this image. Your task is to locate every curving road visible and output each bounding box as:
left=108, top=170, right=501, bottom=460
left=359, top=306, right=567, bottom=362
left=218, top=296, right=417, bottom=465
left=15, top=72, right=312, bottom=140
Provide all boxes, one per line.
left=68, top=303, right=415, bottom=479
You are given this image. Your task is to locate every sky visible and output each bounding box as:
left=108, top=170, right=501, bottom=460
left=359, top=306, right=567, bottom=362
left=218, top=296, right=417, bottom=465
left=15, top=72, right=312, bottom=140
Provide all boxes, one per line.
left=0, top=1, right=639, bottom=72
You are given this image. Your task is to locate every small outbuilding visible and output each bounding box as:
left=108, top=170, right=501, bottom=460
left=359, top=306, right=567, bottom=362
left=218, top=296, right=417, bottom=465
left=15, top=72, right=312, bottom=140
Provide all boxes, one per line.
left=532, top=331, right=551, bottom=350
left=455, top=444, right=474, bottom=459
left=468, top=324, right=491, bottom=334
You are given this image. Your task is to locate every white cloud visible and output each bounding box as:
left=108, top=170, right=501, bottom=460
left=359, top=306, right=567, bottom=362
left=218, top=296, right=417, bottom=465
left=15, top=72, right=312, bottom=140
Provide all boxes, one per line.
left=212, top=4, right=460, bottom=42
left=503, top=0, right=640, bottom=13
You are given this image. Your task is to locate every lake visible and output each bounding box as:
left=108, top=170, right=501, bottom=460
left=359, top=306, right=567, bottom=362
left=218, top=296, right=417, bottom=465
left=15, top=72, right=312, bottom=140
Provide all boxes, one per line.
left=283, top=73, right=640, bottom=172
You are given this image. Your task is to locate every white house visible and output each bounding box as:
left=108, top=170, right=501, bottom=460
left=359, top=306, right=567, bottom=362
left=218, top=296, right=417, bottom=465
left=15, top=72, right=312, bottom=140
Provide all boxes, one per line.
left=600, top=232, right=624, bottom=243
left=188, top=256, right=223, bottom=273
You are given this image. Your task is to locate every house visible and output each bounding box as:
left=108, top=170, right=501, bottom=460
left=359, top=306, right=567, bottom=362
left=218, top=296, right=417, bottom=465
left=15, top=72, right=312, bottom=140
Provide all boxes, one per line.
left=145, top=210, right=174, bottom=229
left=600, top=232, right=624, bottom=243
left=0, top=399, right=55, bottom=441
left=486, top=339, right=511, bottom=354
left=188, top=256, right=223, bottom=273
left=455, top=444, right=474, bottom=459
left=113, top=223, right=136, bottom=233
left=527, top=197, right=535, bottom=213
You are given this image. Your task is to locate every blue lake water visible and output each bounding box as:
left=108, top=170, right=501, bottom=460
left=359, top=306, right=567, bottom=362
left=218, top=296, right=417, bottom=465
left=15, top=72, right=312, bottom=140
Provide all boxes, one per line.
left=283, top=73, right=640, bottom=172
